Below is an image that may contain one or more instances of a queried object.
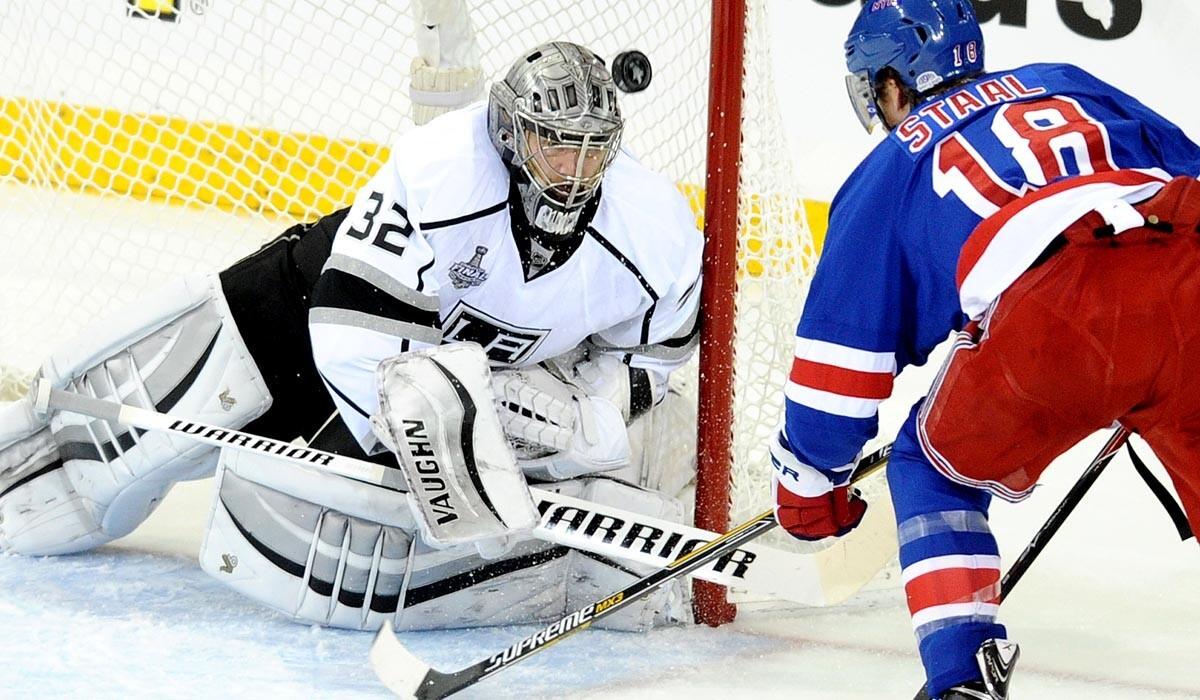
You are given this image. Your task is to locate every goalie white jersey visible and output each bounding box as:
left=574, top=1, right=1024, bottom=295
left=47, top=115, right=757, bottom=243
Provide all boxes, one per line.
left=308, top=104, right=703, bottom=448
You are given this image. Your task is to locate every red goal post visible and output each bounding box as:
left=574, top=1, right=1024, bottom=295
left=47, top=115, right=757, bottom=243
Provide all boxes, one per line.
left=693, top=0, right=830, bottom=625
left=694, top=0, right=749, bottom=627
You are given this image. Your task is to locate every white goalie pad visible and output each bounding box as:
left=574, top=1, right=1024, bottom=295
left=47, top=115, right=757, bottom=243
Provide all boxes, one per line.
left=0, top=274, right=270, bottom=555
left=202, top=445, right=689, bottom=632
left=372, top=344, right=537, bottom=550
left=201, top=447, right=417, bottom=631
left=391, top=476, right=691, bottom=632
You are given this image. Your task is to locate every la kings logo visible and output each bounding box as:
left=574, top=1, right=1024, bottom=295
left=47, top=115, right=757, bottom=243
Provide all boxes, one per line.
left=442, top=302, right=548, bottom=365
left=528, top=238, right=554, bottom=276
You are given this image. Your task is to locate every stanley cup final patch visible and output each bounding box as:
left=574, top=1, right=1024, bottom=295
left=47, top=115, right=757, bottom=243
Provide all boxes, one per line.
left=449, top=246, right=490, bottom=289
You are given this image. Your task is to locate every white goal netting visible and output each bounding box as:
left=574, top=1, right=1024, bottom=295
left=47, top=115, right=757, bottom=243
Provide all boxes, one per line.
left=0, top=0, right=842, bottom=596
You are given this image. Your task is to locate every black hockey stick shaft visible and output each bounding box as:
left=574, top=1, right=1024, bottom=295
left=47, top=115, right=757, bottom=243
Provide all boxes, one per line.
left=912, top=426, right=1130, bottom=700
left=997, top=427, right=1129, bottom=600
left=374, top=443, right=893, bottom=700
left=411, top=508, right=781, bottom=699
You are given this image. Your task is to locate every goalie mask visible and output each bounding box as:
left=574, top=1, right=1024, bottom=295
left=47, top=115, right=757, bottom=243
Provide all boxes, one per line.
left=488, top=42, right=623, bottom=238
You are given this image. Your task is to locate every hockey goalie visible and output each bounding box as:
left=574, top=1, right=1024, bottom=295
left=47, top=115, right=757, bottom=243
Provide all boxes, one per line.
left=0, top=38, right=702, bottom=632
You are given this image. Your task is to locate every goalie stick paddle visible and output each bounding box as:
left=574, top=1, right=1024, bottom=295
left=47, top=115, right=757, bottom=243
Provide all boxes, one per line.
left=35, top=383, right=895, bottom=607
left=911, top=427, right=1130, bottom=700
left=370, top=445, right=892, bottom=700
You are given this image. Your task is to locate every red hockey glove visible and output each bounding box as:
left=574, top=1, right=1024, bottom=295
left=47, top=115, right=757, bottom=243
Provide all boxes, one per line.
left=770, top=433, right=867, bottom=541
left=773, top=477, right=868, bottom=541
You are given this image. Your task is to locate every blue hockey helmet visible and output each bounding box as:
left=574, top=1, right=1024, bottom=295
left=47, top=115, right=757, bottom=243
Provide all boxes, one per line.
left=843, top=0, right=984, bottom=131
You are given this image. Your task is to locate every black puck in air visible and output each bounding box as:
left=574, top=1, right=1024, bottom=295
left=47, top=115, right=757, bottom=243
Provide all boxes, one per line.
left=612, top=50, right=652, bottom=93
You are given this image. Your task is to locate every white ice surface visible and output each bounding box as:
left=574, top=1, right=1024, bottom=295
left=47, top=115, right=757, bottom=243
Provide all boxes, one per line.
left=2, top=431, right=1198, bottom=699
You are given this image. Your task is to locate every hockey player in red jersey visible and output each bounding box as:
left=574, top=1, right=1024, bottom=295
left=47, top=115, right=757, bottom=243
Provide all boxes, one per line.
left=770, top=1, right=1200, bottom=698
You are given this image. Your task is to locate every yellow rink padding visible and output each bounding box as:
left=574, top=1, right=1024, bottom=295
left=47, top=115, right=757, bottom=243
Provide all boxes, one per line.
left=130, top=0, right=179, bottom=18
left=0, top=97, right=829, bottom=263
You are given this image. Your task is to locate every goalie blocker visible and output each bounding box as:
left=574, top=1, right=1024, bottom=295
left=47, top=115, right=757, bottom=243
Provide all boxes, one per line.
left=370, top=344, right=539, bottom=553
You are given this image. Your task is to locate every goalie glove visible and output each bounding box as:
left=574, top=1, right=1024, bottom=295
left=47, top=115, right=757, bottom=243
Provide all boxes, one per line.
left=770, top=430, right=866, bottom=542
left=491, top=366, right=630, bottom=481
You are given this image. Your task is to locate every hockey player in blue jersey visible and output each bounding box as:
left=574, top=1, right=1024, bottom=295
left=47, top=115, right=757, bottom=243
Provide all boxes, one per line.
left=770, top=1, right=1200, bottom=698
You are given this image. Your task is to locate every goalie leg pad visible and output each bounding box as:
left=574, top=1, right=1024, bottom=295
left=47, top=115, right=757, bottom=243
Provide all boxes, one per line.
left=202, top=451, right=691, bottom=631
left=397, top=477, right=692, bottom=632
left=560, top=477, right=693, bottom=631
left=0, top=275, right=270, bottom=555
left=201, top=447, right=417, bottom=631
left=204, top=443, right=569, bottom=632
left=393, top=537, right=574, bottom=631
left=396, top=480, right=696, bottom=633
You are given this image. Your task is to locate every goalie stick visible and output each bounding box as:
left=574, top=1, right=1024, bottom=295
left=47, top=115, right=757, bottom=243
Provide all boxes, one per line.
left=34, top=383, right=895, bottom=606
left=369, top=446, right=892, bottom=700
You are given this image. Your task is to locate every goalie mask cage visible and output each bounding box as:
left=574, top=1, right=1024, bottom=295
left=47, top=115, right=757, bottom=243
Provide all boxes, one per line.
left=0, top=0, right=820, bottom=625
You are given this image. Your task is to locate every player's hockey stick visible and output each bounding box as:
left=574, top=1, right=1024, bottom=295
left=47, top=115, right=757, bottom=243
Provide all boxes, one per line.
left=369, top=446, right=892, bottom=700
left=911, top=426, right=1131, bottom=700
left=995, top=427, right=1130, bottom=599
left=32, top=383, right=892, bottom=606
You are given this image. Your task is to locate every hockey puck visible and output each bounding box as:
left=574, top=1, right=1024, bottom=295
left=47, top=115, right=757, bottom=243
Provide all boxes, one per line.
left=612, top=50, right=652, bottom=93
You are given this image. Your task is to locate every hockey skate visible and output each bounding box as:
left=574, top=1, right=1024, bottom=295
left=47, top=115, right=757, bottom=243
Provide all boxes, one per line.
left=940, top=639, right=1020, bottom=700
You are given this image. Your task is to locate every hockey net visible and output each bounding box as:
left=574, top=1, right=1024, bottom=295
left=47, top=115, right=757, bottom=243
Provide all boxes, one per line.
left=0, top=1, right=886, bottom=623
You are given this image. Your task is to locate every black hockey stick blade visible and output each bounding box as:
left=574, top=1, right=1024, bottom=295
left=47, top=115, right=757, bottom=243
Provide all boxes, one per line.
left=370, top=444, right=892, bottom=699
